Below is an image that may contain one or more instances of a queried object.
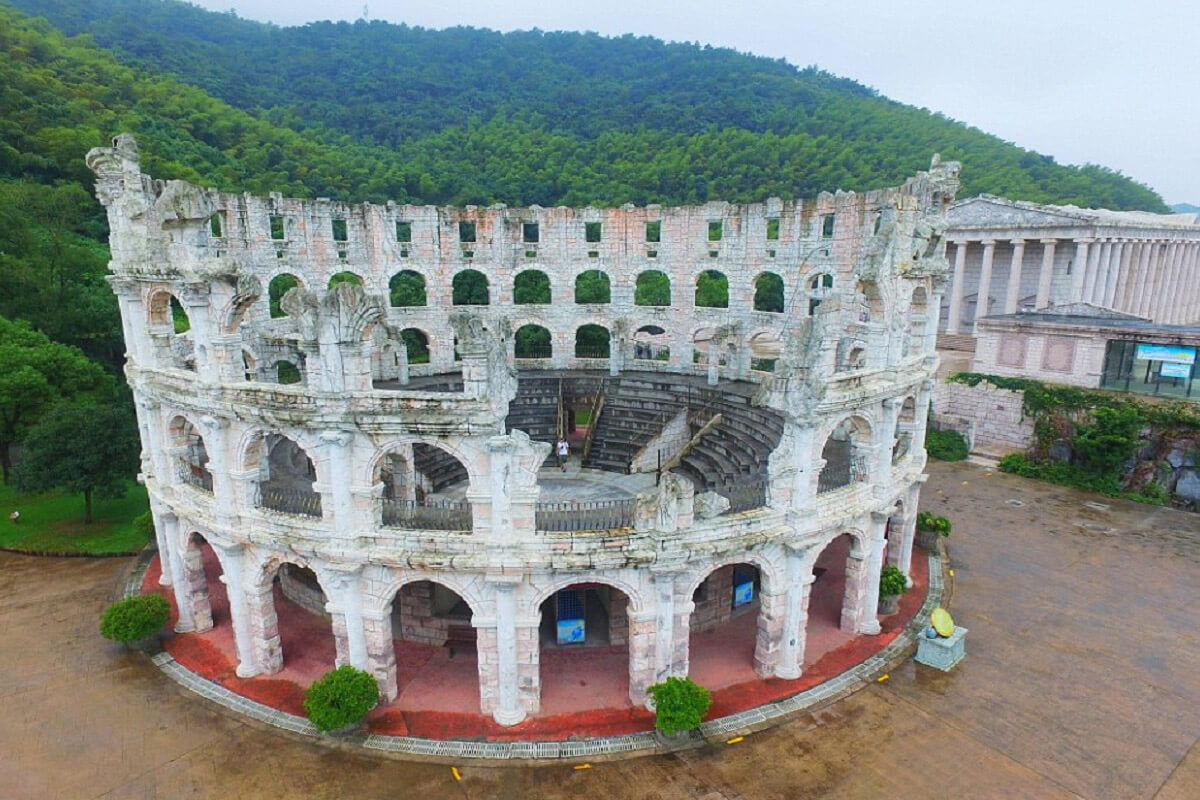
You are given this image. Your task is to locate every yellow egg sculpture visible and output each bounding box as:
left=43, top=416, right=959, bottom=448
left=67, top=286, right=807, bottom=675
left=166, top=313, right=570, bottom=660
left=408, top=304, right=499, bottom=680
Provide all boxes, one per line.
left=931, top=608, right=955, bottom=637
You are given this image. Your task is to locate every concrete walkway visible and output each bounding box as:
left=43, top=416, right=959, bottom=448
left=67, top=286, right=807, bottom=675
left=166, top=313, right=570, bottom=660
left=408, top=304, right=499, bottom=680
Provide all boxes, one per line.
left=2, top=460, right=1198, bottom=799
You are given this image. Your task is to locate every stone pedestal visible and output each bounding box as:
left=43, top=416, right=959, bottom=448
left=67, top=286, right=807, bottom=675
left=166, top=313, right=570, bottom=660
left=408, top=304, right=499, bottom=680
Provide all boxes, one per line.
left=915, top=626, right=967, bottom=671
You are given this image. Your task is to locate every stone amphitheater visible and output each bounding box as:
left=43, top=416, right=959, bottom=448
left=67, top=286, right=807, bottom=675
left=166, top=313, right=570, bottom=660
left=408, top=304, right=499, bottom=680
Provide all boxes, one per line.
left=88, top=134, right=957, bottom=727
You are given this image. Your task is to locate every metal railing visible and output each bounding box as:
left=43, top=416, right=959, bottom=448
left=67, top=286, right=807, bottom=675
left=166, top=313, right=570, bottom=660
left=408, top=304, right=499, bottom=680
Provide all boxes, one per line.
left=514, top=347, right=552, bottom=362
left=719, top=480, right=768, bottom=513
left=536, top=498, right=636, bottom=532
left=381, top=499, right=473, bottom=532
left=259, top=486, right=323, bottom=518
left=817, top=453, right=869, bottom=494
left=178, top=461, right=213, bottom=493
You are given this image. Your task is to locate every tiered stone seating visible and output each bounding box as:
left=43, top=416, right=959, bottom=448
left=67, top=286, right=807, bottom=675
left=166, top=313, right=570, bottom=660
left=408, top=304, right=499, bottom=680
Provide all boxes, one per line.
left=674, top=387, right=783, bottom=492
left=583, top=376, right=685, bottom=472
left=504, top=376, right=561, bottom=444
left=413, top=442, right=468, bottom=492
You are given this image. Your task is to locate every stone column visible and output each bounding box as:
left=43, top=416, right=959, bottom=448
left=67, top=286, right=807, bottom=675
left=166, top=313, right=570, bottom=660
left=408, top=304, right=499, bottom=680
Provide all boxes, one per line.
left=1114, top=240, right=1142, bottom=314
left=396, top=338, right=410, bottom=385
left=873, top=398, right=899, bottom=503
left=608, top=328, right=623, bottom=377
left=1068, top=238, right=1091, bottom=303
left=362, top=604, right=397, bottom=701
left=1105, top=240, right=1131, bottom=309
left=199, top=415, right=233, bottom=509
left=1035, top=239, right=1057, bottom=309
left=775, top=543, right=818, bottom=680
left=1003, top=239, right=1026, bottom=314
left=1085, top=239, right=1110, bottom=305
left=160, top=513, right=197, bottom=633
left=842, top=516, right=887, bottom=635
left=318, top=431, right=354, bottom=532
left=148, top=501, right=172, bottom=586
left=927, top=288, right=944, bottom=353
left=1183, top=245, right=1200, bottom=322
left=1162, top=243, right=1186, bottom=322
left=326, top=567, right=368, bottom=670
left=946, top=240, right=968, bottom=334
left=486, top=436, right=514, bottom=545
left=651, top=569, right=679, bottom=684
left=1130, top=241, right=1155, bottom=317
left=1146, top=242, right=1173, bottom=321
left=179, top=284, right=217, bottom=382
left=971, top=239, right=996, bottom=330
left=706, top=341, right=719, bottom=385
left=244, top=581, right=284, bottom=674
left=178, top=534, right=213, bottom=633
left=213, top=543, right=260, bottom=678
left=488, top=577, right=526, bottom=725
left=753, top=584, right=786, bottom=677
left=628, top=608, right=657, bottom=705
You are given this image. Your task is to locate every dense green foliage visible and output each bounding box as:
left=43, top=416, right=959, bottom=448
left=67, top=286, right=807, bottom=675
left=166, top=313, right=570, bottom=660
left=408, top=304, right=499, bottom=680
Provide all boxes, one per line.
left=925, top=427, right=969, bottom=461
left=14, top=400, right=140, bottom=522
left=879, top=564, right=908, bottom=600
left=99, top=594, right=170, bottom=643
left=4, top=1, right=1167, bottom=211
left=951, top=373, right=1198, bottom=505
left=303, top=665, right=379, bottom=732
left=648, top=676, right=712, bottom=736
left=915, top=511, right=952, bottom=537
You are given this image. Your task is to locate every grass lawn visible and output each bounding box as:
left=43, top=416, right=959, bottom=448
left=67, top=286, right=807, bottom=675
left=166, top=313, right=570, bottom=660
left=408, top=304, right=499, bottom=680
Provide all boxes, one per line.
left=0, top=480, right=150, bottom=555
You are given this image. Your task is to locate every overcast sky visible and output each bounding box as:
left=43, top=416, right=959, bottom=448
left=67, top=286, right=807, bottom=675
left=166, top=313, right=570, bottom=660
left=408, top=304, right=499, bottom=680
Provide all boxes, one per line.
left=193, top=0, right=1200, bottom=205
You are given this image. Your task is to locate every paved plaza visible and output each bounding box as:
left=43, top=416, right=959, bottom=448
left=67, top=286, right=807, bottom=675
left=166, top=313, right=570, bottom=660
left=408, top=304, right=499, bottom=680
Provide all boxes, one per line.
left=2, top=460, right=1198, bottom=799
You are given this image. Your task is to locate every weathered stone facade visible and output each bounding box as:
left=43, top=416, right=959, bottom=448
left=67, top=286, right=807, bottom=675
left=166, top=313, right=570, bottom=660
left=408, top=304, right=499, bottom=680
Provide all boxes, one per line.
left=89, top=134, right=957, bottom=725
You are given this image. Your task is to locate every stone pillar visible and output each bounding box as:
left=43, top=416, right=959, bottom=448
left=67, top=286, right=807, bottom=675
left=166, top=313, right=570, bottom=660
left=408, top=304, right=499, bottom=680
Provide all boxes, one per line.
left=1161, top=243, right=1185, bottom=322
left=842, top=517, right=886, bottom=635
left=628, top=608, right=657, bottom=705
left=397, top=338, right=410, bottom=385
left=1084, top=239, right=1109, bottom=305
left=1141, top=242, right=1167, bottom=320
left=199, top=415, right=233, bottom=510
left=213, top=543, right=260, bottom=678
left=1130, top=241, right=1154, bottom=317
left=651, top=569, right=679, bottom=684
left=927, top=289, right=944, bottom=353
left=706, top=341, right=719, bottom=385
left=179, top=534, right=213, bottom=633
left=485, top=436, right=515, bottom=545
left=775, top=543, right=818, bottom=680
left=946, top=240, right=968, bottom=334
left=244, top=582, right=284, bottom=674
left=1105, top=240, right=1131, bottom=309
left=160, top=513, right=196, bottom=633
left=1068, top=238, right=1091, bottom=303
left=1035, top=239, right=1057, bottom=309
left=179, top=284, right=217, bottom=382
left=609, top=328, right=622, bottom=376
left=362, top=605, right=397, bottom=701
left=326, top=567, right=368, bottom=670
left=1114, top=240, right=1141, bottom=313
left=1003, top=239, right=1025, bottom=314
left=1183, top=245, right=1200, bottom=322
left=318, top=430, right=354, bottom=532
left=753, top=582, right=786, bottom=677
left=874, top=398, right=899, bottom=502
left=488, top=577, right=525, bottom=725
left=971, top=239, right=996, bottom=330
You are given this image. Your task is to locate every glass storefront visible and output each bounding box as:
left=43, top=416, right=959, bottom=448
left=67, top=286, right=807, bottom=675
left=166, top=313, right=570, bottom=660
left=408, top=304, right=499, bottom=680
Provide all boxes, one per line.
left=1100, top=340, right=1198, bottom=399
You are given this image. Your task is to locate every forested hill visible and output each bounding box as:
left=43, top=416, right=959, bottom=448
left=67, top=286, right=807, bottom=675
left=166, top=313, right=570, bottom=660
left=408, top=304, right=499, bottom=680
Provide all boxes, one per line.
left=5, top=0, right=1168, bottom=211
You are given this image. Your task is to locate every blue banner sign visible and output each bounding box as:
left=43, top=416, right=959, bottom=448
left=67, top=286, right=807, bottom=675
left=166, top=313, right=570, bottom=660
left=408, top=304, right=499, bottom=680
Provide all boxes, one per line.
left=1161, top=361, right=1192, bottom=378
left=733, top=580, right=754, bottom=608
left=557, top=618, right=585, bottom=645
left=1136, top=344, right=1196, bottom=364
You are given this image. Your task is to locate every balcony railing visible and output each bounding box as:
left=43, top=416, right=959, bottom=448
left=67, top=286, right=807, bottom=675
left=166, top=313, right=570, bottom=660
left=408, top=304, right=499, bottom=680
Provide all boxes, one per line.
left=381, top=499, right=473, bottom=532
left=178, top=461, right=213, bottom=493
left=536, top=498, right=635, bottom=532
left=817, top=453, right=869, bottom=494
left=259, top=486, right=322, bottom=518
left=718, top=480, right=768, bottom=513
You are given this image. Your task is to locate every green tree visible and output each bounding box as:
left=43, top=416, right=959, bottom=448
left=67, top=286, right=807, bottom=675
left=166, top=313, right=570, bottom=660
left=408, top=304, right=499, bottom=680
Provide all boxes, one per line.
left=0, top=316, right=111, bottom=482
left=513, top=270, right=551, bottom=304
left=14, top=401, right=139, bottom=523
left=452, top=270, right=489, bottom=305
left=753, top=272, right=784, bottom=312
left=575, top=270, right=611, bottom=304
left=389, top=270, right=426, bottom=307
left=695, top=270, right=729, bottom=308
left=635, top=271, right=671, bottom=306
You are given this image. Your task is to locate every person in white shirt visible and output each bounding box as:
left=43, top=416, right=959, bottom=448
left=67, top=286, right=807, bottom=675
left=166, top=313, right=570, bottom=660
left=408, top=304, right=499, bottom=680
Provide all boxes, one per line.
left=556, top=438, right=569, bottom=471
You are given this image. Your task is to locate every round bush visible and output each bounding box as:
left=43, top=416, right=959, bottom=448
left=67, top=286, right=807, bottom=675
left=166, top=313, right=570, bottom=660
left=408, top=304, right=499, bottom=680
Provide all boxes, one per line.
left=303, top=666, right=379, bottom=732
left=879, top=564, right=908, bottom=600
left=915, top=511, right=952, bottom=536
left=647, top=676, right=712, bottom=736
left=99, top=594, right=171, bottom=642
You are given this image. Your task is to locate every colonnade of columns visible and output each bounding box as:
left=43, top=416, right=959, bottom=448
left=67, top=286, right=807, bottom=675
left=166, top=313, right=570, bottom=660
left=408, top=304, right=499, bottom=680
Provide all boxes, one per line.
left=945, top=236, right=1200, bottom=333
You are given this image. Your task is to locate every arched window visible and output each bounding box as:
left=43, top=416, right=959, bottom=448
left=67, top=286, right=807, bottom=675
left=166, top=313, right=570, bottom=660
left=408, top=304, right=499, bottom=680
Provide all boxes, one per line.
left=513, top=270, right=551, bottom=304
left=452, top=269, right=489, bottom=305
left=818, top=417, right=871, bottom=493
left=277, top=360, right=302, bottom=385
left=328, top=271, right=363, bottom=289
left=753, top=272, right=784, bottom=313
left=575, top=270, right=611, bottom=304
left=148, top=291, right=195, bottom=371
left=634, top=270, right=671, bottom=306
left=633, top=325, right=670, bottom=361
left=400, top=328, right=430, bottom=364
left=389, top=270, right=426, bottom=307
left=268, top=274, right=301, bottom=318
left=515, top=324, right=552, bottom=359
left=695, top=270, right=729, bottom=308
left=575, top=324, right=610, bottom=358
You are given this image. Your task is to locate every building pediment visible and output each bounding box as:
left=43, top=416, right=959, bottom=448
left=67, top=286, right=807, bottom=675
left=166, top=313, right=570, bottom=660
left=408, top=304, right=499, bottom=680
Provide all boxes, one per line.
left=947, top=196, right=1091, bottom=228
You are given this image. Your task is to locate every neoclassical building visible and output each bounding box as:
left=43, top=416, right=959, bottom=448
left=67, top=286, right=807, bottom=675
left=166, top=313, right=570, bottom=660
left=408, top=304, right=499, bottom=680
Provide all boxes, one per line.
left=943, top=197, right=1200, bottom=334
left=89, top=135, right=957, bottom=726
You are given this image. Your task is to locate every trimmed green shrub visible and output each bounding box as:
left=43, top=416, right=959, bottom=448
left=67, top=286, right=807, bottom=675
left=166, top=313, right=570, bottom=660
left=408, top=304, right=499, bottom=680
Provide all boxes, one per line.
left=916, top=511, right=952, bottom=536
left=99, top=594, right=170, bottom=642
left=925, top=427, right=969, bottom=461
left=647, top=676, right=712, bottom=736
left=879, top=564, right=908, bottom=600
left=303, top=665, right=379, bottom=732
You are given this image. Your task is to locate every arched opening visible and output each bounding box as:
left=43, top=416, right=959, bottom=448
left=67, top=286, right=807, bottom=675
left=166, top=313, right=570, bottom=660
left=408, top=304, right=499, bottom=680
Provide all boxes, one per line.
left=251, top=434, right=321, bottom=518
left=574, top=270, right=611, bottom=304
left=514, top=324, right=552, bottom=360
left=268, top=273, right=301, bottom=318
left=753, top=272, right=784, bottom=313
left=148, top=290, right=195, bottom=371
left=692, top=327, right=727, bottom=366
left=804, top=534, right=857, bottom=666
left=389, top=270, right=426, bottom=307
left=539, top=584, right=633, bottom=712
left=169, top=416, right=212, bottom=493
left=818, top=416, right=871, bottom=493
left=854, top=280, right=884, bottom=323
left=808, top=272, right=834, bottom=315
left=242, top=350, right=257, bottom=382
left=369, top=327, right=405, bottom=382
left=575, top=324, right=610, bottom=359
left=276, top=359, right=302, bottom=385
left=260, top=561, right=337, bottom=679
left=400, top=328, right=430, bottom=364
left=376, top=443, right=472, bottom=531
left=328, top=271, right=363, bottom=289
left=386, top=581, right=479, bottom=712
left=452, top=269, right=489, bottom=305
left=513, top=270, right=551, bottom=305
left=844, top=346, right=867, bottom=371
left=687, top=563, right=766, bottom=689
left=894, top=397, right=917, bottom=463
left=633, top=325, right=670, bottom=362
left=695, top=269, right=729, bottom=308
left=634, top=270, right=671, bottom=306
left=178, top=532, right=224, bottom=634
left=749, top=330, right=782, bottom=372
